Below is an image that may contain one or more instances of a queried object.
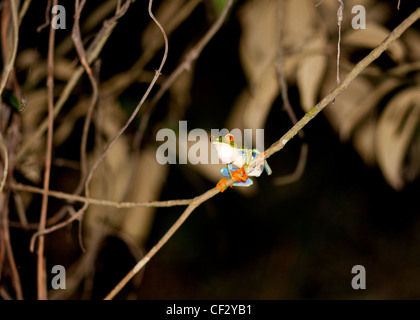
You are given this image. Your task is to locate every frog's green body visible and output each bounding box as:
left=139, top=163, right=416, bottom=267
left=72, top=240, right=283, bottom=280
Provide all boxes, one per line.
left=211, top=134, right=272, bottom=187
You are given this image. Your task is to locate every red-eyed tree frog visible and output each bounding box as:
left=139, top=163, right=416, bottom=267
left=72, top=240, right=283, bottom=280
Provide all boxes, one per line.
left=211, top=133, right=272, bottom=192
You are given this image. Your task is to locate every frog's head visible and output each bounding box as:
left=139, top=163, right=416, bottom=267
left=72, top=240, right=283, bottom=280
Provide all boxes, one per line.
left=211, top=134, right=239, bottom=164
left=210, top=133, right=236, bottom=147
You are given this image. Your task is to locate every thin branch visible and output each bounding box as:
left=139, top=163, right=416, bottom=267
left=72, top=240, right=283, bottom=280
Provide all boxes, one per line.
left=101, top=0, right=202, bottom=100
left=18, top=0, right=32, bottom=26
left=0, top=0, right=18, bottom=100
left=29, top=0, right=169, bottom=250
left=273, top=143, right=308, bottom=186
left=0, top=134, right=8, bottom=193
left=11, top=182, right=193, bottom=209
left=274, top=0, right=307, bottom=185
left=79, top=0, right=169, bottom=219
left=2, top=198, right=24, bottom=299
left=72, top=0, right=99, bottom=195
left=16, top=0, right=132, bottom=162
left=12, top=192, right=29, bottom=228
left=37, top=0, right=57, bottom=300
left=276, top=0, right=301, bottom=133
left=133, top=0, right=234, bottom=149
left=104, top=6, right=420, bottom=299
left=251, top=6, right=420, bottom=171
left=36, top=0, right=52, bottom=33
left=104, top=184, right=228, bottom=300
left=336, top=0, right=344, bottom=85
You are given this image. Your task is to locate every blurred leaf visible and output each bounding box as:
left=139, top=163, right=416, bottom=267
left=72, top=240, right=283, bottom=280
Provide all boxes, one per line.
left=296, top=34, right=327, bottom=112
left=84, top=103, right=167, bottom=246
left=283, top=0, right=315, bottom=51
left=352, top=114, right=377, bottom=166
left=323, top=72, right=373, bottom=133
left=343, top=22, right=405, bottom=63
left=235, top=0, right=278, bottom=131
left=402, top=29, right=420, bottom=61
left=340, top=78, right=402, bottom=141
left=121, top=147, right=168, bottom=245
left=238, top=0, right=277, bottom=85
left=376, top=87, right=420, bottom=190
left=405, top=127, right=420, bottom=183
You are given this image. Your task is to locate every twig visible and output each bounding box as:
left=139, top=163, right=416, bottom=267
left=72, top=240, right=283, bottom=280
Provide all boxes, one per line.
left=0, top=134, right=8, bottom=193
left=37, top=0, right=57, bottom=300
left=104, top=184, right=228, bottom=300
left=36, top=0, right=52, bottom=33
left=273, top=143, right=308, bottom=185
left=133, top=0, right=234, bottom=149
left=16, top=0, right=132, bottom=162
left=72, top=0, right=99, bottom=196
left=12, top=192, right=29, bottom=228
left=18, top=0, right=32, bottom=26
left=314, top=0, right=323, bottom=7
left=72, top=0, right=90, bottom=186
left=104, top=6, right=420, bottom=298
left=336, top=0, right=344, bottom=85
left=100, top=0, right=202, bottom=100
left=1, top=196, right=24, bottom=299
left=274, top=0, right=307, bottom=185
left=29, top=0, right=169, bottom=250
left=11, top=182, right=192, bottom=209
left=251, top=6, right=420, bottom=171
left=276, top=0, right=300, bottom=131
left=0, top=0, right=18, bottom=99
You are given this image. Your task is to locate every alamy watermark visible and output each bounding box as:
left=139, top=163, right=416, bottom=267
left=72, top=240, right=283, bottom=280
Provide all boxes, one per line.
left=51, top=5, right=66, bottom=30
left=51, top=265, right=66, bottom=290
left=351, top=5, right=366, bottom=30
left=155, top=121, right=266, bottom=165
left=48, top=4, right=367, bottom=31
left=351, top=265, right=366, bottom=290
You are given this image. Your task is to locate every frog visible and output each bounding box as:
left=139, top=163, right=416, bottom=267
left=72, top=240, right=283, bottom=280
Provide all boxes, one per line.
left=210, top=133, right=272, bottom=192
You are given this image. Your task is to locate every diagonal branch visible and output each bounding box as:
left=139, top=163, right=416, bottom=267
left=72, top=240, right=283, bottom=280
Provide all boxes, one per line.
left=252, top=6, right=420, bottom=171
left=103, top=183, right=229, bottom=300
left=104, top=6, right=420, bottom=299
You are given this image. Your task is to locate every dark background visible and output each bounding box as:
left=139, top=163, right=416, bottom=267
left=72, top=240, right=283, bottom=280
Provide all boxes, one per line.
left=6, top=0, right=420, bottom=299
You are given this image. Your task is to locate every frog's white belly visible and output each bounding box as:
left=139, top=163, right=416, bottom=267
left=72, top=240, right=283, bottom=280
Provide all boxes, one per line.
left=212, top=143, right=245, bottom=168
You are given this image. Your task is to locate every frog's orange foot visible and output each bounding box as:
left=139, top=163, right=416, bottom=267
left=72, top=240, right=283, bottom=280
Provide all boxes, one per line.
left=215, top=178, right=230, bottom=192
left=232, top=166, right=248, bottom=182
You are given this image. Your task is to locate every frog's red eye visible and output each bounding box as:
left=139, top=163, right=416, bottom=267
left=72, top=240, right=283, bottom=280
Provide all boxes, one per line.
left=225, top=134, right=234, bottom=142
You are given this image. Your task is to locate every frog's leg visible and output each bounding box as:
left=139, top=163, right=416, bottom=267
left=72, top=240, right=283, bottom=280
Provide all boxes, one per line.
left=221, top=164, right=249, bottom=182
left=215, top=178, right=231, bottom=192
left=231, top=166, right=248, bottom=182
left=215, top=164, right=237, bottom=192
left=223, top=164, right=247, bottom=182
left=254, top=152, right=265, bottom=171
left=253, top=152, right=272, bottom=175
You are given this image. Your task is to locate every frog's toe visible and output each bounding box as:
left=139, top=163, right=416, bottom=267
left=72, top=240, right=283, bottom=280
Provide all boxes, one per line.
left=215, top=178, right=230, bottom=192
left=232, top=166, right=248, bottom=182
